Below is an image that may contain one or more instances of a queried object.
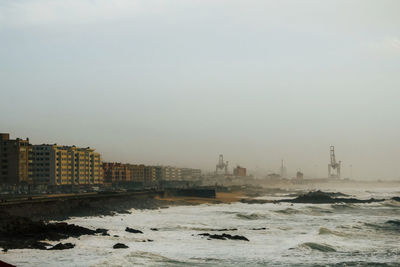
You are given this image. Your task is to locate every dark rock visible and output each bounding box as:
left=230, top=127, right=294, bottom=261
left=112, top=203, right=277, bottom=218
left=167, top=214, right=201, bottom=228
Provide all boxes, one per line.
left=113, top=243, right=129, bottom=249
left=95, top=228, right=109, bottom=236
left=386, top=220, right=400, bottom=227
left=278, top=190, right=385, bottom=204
left=229, top=234, right=249, bottom=241
left=30, top=241, right=52, bottom=250
left=125, top=227, right=143, bottom=234
left=48, top=243, right=75, bottom=250
left=0, top=260, right=16, bottom=267
left=392, top=197, right=400, bottom=202
left=251, top=227, right=266, bottom=230
left=199, top=233, right=210, bottom=236
left=240, top=199, right=269, bottom=204
left=214, top=228, right=237, bottom=231
left=0, top=210, right=101, bottom=250
left=198, top=233, right=249, bottom=241
left=150, top=228, right=159, bottom=231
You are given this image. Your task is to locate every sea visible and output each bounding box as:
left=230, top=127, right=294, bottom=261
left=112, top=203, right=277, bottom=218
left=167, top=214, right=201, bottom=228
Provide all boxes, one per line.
left=1, top=187, right=400, bottom=266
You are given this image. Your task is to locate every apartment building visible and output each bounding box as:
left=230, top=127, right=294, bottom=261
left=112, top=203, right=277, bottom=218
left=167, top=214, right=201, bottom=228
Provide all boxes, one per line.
left=127, top=164, right=145, bottom=183
left=31, top=145, right=103, bottom=186
left=0, top=133, right=32, bottom=185
left=144, top=166, right=157, bottom=186
left=102, top=162, right=131, bottom=184
left=157, top=166, right=182, bottom=181
left=180, top=168, right=202, bottom=181
left=233, top=166, right=246, bottom=177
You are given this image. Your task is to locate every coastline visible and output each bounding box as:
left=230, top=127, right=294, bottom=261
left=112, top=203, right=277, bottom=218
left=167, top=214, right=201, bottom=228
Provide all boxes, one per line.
left=0, top=190, right=248, bottom=222
left=156, top=192, right=247, bottom=206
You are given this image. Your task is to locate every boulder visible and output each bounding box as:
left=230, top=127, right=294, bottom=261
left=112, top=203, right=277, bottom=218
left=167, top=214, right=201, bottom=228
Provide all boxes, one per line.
left=125, top=227, right=143, bottom=234
left=113, top=243, right=129, bottom=249
left=48, top=243, right=75, bottom=250
left=278, top=190, right=385, bottom=204
left=198, top=233, right=249, bottom=241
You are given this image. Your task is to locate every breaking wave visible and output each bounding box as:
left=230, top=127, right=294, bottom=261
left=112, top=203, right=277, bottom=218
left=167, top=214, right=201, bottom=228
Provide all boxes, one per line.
left=331, top=203, right=358, bottom=210
left=236, top=213, right=267, bottom=220
left=364, top=221, right=400, bottom=233
left=300, top=242, right=337, bottom=252
left=318, top=227, right=348, bottom=237
left=381, top=200, right=400, bottom=207
left=274, top=208, right=301, bottom=215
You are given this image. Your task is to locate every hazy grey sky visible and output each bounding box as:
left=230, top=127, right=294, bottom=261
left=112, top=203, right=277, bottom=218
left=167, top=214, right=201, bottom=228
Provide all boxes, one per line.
left=1, top=0, right=399, bottom=179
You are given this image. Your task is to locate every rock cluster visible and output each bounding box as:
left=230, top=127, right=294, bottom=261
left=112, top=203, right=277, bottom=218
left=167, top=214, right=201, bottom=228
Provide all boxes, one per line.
left=113, top=243, right=129, bottom=249
left=199, top=233, right=249, bottom=241
left=0, top=211, right=108, bottom=250
left=278, top=190, right=385, bottom=204
left=125, top=227, right=143, bottom=234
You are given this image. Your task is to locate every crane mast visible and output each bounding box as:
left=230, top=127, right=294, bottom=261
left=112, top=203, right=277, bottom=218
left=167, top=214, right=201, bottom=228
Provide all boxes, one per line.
left=328, top=146, right=341, bottom=179
left=216, top=154, right=229, bottom=174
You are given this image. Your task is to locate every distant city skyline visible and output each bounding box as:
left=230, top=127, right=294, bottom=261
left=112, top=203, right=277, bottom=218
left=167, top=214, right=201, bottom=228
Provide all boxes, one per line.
left=1, top=0, right=399, bottom=180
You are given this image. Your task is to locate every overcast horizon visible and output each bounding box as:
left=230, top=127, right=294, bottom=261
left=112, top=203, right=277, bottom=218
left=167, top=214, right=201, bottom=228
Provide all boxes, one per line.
left=1, top=0, right=399, bottom=180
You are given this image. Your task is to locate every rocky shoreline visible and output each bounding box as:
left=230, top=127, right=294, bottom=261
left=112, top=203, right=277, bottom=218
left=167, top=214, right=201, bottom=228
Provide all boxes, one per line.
left=1, top=189, right=398, bottom=252
left=276, top=190, right=393, bottom=204
left=0, top=210, right=110, bottom=251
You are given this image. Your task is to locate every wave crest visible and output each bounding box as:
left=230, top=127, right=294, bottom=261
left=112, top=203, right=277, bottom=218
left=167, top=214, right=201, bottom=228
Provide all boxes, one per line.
left=236, top=213, right=267, bottom=220
left=318, top=227, right=347, bottom=237
left=300, top=242, right=337, bottom=252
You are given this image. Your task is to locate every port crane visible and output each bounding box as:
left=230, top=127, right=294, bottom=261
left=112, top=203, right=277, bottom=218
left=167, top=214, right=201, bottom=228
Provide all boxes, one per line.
left=328, top=146, right=341, bottom=179
left=216, top=154, right=229, bottom=174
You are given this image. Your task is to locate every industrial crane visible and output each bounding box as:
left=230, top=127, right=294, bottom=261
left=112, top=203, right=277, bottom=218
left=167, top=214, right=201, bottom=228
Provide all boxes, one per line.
left=216, top=154, right=229, bottom=174
left=328, top=146, right=341, bottom=179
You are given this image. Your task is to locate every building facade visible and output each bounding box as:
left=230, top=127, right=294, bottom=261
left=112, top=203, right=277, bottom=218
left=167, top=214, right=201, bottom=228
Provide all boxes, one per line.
left=31, top=145, right=103, bottom=186
left=127, top=164, right=145, bottom=183
left=157, top=166, right=182, bottom=181
left=180, top=168, right=201, bottom=180
left=233, top=166, right=247, bottom=177
left=102, top=162, right=131, bottom=184
left=144, top=166, right=157, bottom=186
left=0, top=133, right=32, bottom=185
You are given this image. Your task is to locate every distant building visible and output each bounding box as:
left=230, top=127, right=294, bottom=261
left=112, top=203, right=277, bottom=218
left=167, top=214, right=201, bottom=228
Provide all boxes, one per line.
left=0, top=133, right=32, bottom=185
left=180, top=168, right=201, bottom=181
left=144, top=166, right=157, bottom=186
left=127, top=164, right=146, bottom=184
left=31, top=144, right=103, bottom=186
left=156, top=166, right=182, bottom=181
left=233, top=166, right=246, bottom=177
left=103, top=162, right=131, bottom=184
left=102, top=163, right=157, bottom=187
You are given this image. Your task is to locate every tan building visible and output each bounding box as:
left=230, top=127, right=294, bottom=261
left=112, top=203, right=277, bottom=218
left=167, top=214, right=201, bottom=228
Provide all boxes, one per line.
left=102, top=163, right=157, bottom=186
left=233, top=166, right=247, bottom=177
left=102, top=162, right=131, bottom=184
left=127, top=164, right=145, bottom=183
left=144, top=166, right=157, bottom=186
left=0, top=133, right=32, bottom=185
left=157, top=166, right=182, bottom=181
left=31, top=145, right=103, bottom=186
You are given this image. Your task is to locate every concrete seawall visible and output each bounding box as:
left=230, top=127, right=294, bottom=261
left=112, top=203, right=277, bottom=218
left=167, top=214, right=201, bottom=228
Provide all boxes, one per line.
left=0, top=188, right=217, bottom=220
left=0, top=190, right=163, bottom=220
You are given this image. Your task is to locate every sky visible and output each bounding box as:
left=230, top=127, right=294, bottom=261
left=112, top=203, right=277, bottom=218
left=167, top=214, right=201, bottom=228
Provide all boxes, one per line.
left=1, top=0, right=399, bottom=180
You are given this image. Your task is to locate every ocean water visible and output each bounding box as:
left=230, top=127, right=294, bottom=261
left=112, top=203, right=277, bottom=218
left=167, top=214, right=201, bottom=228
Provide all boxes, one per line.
left=1, top=188, right=400, bottom=266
